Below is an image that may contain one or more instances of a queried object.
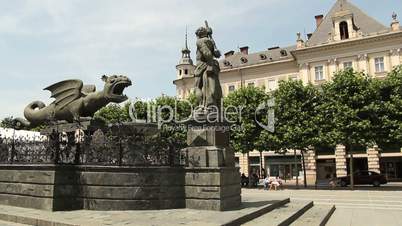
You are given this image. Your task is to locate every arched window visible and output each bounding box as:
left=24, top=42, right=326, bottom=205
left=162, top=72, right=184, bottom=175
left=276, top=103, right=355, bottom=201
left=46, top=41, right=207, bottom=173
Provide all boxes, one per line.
left=339, top=21, right=349, bottom=40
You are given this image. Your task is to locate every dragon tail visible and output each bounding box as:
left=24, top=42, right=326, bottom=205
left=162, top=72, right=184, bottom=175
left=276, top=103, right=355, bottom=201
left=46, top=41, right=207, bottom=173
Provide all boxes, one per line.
left=13, top=101, right=48, bottom=129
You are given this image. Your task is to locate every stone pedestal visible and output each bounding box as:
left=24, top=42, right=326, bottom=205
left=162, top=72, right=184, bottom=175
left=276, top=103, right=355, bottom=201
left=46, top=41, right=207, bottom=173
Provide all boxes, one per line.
left=367, top=145, right=380, bottom=174
left=335, top=145, right=347, bottom=177
left=181, top=121, right=241, bottom=211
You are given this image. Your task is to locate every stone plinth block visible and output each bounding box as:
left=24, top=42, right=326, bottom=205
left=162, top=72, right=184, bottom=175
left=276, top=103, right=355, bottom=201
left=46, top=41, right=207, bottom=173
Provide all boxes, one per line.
left=187, top=126, right=229, bottom=147
left=181, top=147, right=235, bottom=168
left=185, top=167, right=241, bottom=211
left=182, top=120, right=241, bottom=211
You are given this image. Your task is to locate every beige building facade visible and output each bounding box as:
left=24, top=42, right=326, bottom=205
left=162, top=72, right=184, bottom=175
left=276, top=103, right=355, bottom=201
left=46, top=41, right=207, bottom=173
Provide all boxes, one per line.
left=173, top=0, right=402, bottom=184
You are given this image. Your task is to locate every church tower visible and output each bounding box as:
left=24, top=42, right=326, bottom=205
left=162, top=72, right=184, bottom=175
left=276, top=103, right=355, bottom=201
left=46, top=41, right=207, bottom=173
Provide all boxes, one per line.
left=176, top=31, right=195, bottom=79
left=174, top=30, right=195, bottom=99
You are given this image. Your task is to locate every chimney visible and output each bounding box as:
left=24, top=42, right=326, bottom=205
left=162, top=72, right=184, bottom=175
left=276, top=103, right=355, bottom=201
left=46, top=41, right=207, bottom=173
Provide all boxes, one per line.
left=224, top=50, right=235, bottom=58
left=307, top=33, right=313, bottom=40
left=239, top=46, right=249, bottom=55
left=315, top=15, right=324, bottom=28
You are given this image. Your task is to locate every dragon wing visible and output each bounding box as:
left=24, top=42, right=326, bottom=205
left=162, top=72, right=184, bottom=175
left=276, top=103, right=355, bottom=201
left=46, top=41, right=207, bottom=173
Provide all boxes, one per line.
left=44, top=79, right=83, bottom=110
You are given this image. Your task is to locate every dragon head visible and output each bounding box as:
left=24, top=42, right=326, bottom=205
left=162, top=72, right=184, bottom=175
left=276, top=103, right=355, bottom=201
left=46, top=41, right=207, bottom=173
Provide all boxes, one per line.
left=102, top=75, right=132, bottom=103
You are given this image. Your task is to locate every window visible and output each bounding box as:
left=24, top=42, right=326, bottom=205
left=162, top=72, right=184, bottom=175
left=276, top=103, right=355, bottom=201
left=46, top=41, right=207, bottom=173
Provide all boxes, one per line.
left=228, top=85, right=235, bottom=93
left=247, top=82, right=255, bottom=87
left=375, top=57, right=385, bottom=73
left=343, top=61, right=353, bottom=70
left=179, top=70, right=182, bottom=75
left=184, top=69, right=188, bottom=75
left=315, top=66, right=324, bottom=81
left=267, top=80, right=277, bottom=91
left=339, top=21, right=349, bottom=40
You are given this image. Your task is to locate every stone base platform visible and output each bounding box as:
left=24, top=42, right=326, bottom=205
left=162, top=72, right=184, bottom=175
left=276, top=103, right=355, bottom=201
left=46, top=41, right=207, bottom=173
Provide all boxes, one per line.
left=0, top=195, right=290, bottom=226
left=0, top=164, right=185, bottom=211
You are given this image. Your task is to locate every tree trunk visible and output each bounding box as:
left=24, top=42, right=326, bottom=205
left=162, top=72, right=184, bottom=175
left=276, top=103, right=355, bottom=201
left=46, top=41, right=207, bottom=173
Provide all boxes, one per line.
left=350, top=153, right=354, bottom=190
left=259, top=151, right=263, bottom=179
left=301, top=151, right=307, bottom=188
left=247, top=152, right=252, bottom=188
left=294, top=149, right=299, bottom=188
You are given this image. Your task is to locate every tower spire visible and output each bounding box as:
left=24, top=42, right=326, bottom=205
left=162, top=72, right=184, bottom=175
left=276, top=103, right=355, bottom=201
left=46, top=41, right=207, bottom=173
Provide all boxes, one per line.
left=178, top=27, right=193, bottom=65
left=185, top=26, right=189, bottom=50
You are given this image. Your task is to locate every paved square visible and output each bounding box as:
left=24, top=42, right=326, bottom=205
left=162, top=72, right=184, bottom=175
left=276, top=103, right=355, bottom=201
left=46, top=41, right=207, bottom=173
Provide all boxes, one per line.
left=242, top=188, right=402, bottom=226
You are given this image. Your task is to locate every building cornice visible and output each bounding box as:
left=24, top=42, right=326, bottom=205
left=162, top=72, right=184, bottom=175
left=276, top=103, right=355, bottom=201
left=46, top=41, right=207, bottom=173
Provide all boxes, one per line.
left=173, top=76, right=194, bottom=85
left=220, top=59, right=296, bottom=73
left=292, top=30, right=402, bottom=56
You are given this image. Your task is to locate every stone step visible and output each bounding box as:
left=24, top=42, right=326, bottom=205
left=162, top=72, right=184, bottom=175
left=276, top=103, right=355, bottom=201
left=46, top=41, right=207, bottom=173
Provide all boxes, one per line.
left=222, top=198, right=290, bottom=226
left=242, top=201, right=314, bottom=226
left=0, top=220, right=31, bottom=226
left=290, top=205, right=336, bottom=226
left=0, top=204, right=76, bottom=226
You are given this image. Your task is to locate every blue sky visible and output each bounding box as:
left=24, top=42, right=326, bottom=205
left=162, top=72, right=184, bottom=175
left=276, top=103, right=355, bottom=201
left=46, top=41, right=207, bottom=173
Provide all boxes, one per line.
left=0, top=0, right=401, bottom=119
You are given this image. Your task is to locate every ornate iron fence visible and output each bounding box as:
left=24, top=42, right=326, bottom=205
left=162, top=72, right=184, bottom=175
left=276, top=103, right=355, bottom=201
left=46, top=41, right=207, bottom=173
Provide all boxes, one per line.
left=0, top=125, right=182, bottom=166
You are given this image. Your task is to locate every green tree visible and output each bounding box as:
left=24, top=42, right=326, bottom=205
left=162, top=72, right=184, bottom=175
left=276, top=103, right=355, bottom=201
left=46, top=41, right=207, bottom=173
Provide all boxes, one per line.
left=271, top=80, right=322, bottom=187
left=375, top=66, right=402, bottom=147
left=94, top=103, right=130, bottom=123
left=0, top=117, right=15, bottom=128
left=224, top=86, right=269, bottom=179
left=321, top=69, right=378, bottom=188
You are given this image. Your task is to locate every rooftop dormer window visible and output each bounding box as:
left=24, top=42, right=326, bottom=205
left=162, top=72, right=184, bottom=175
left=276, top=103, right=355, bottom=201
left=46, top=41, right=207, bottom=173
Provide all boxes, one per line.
left=259, top=54, right=267, bottom=60
left=240, top=57, right=248, bottom=64
left=223, top=60, right=231, bottom=67
left=340, top=21, right=349, bottom=40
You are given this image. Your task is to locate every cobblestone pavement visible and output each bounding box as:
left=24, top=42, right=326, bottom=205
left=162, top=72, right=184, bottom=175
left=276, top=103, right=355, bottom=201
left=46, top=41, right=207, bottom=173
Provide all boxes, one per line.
left=242, top=188, right=402, bottom=226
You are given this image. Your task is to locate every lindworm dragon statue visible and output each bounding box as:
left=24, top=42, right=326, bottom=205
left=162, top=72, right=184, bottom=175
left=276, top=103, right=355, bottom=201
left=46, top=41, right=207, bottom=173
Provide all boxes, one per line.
left=14, top=75, right=132, bottom=128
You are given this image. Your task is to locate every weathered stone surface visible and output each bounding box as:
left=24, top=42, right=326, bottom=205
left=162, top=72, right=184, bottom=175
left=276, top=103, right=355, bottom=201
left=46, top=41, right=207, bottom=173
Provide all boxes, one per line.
left=0, top=165, right=186, bottom=211
left=186, top=194, right=241, bottom=211
left=0, top=183, right=54, bottom=197
left=82, top=199, right=185, bottom=210
left=181, top=147, right=235, bottom=168
left=0, top=170, right=54, bottom=184
left=187, top=128, right=229, bottom=147
left=0, top=194, right=54, bottom=210
left=185, top=184, right=240, bottom=199
left=80, top=186, right=184, bottom=200
left=184, top=168, right=240, bottom=186
left=79, top=170, right=184, bottom=186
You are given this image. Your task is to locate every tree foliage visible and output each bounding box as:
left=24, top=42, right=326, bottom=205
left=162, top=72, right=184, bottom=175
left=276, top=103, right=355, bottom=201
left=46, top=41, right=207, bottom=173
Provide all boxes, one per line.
left=224, top=86, right=269, bottom=154
left=375, top=65, right=402, bottom=147
left=0, top=117, right=15, bottom=128
left=273, top=80, right=321, bottom=152
left=321, top=69, right=378, bottom=151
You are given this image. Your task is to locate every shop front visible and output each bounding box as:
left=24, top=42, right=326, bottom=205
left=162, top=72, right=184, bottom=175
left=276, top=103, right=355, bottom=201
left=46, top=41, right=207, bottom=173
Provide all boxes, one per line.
left=265, top=156, right=301, bottom=180
left=316, top=159, right=336, bottom=181
left=380, top=157, right=402, bottom=181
